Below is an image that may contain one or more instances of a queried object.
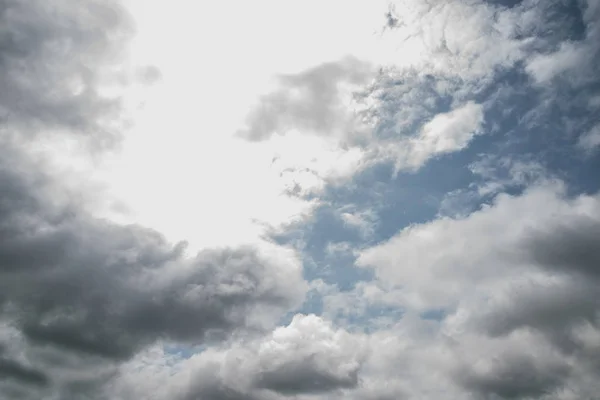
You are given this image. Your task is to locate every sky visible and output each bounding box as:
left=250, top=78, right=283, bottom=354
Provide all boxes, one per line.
left=1, top=0, right=600, bottom=399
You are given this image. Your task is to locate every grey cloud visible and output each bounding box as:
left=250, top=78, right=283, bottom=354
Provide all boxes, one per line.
left=0, top=1, right=309, bottom=399
left=0, top=358, right=49, bottom=387
left=526, top=217, right=600, bottom=279
left=135, top=65, right=162, bottom=85
left=457, top=353, right=569, bottom=399
left=0, top=143, right=305, bottom=397
left=483, top=0, right=523, bottom=8
left=475, top=280, right=599, bottom=339
left=466, top=208, right=600, bottom=342
left=254, top=357, right=358, bottom=395
left=0, top=209, right=303, bottom=359
left=0, top=0, right=135, bottom=146
left=3, top=1, right=600, bottom=400
left=239, top=57, right=374, bottom=141
left=183, top=366, right=257, bottom=400
left=384, top=4, right=401, bottom=30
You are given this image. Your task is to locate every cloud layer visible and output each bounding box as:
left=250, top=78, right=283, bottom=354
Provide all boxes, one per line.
left=2, top=0, right=600, bottom=399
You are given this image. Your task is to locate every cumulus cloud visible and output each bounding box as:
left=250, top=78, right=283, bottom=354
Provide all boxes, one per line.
left=353, top=181, right=600, bottom=398
left=251, top=314, right=364, bottom=395
left=111, top=314, right=365, bottom=399
left=357, top=182, right=600, bottom=309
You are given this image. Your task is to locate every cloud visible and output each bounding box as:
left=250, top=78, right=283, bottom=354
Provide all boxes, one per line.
left=526, top=43, right=588, bottom=84
left=239, top=57, right=375, bottom=142
left=396, top=101, right=484, bottom=171
left=357, top=182, right=600, bottom=309
left=577, top=123, right=600, bottom=155
left=0, top=0, right=137, bottom=146
left=381, top=0, right=529, bottom=81
left=338, top=207, right=378, bottom=239
left=112, top=314, right=365, bottom=399
left=8, top=161, right=592, bottom=397
left=0, top=143, right=307, bottom=397
left=0, top=1, right=308, bottom=398
left=353, top=181, right=600, bottom=397
left=238, top=63, right=487, bottom=196
left=468, top=278, right=599, bottom=340
left=451, top=332, right=571, bottom=399
left=251, top=314, right=364, bottom=395
left=2, top=0, right=600, bottom=399
left=525, top=0, right=600, bottom=85
left=0, top=358, right=49, bottom=387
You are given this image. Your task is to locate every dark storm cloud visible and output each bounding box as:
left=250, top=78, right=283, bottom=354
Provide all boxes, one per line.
left=0, top=0, right=134, bottom=145
left=239, top=57, right=374, bottom=141
left=0, top=358, right=49, bottom=387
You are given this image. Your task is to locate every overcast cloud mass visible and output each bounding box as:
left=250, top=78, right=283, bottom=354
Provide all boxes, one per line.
left=1, top=0, right=600, bottom=399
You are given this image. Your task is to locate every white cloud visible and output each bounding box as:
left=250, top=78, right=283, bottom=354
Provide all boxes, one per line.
left=577, top=123, right=600, bottom=155
left=525, top=0, right=600, bottom=85
left=338, top=207, right=378, bottom=239
left=526, top=43, right=587, bottom=84
left=379, top=0, right=529, bottom=81
left=357, top=182, right=600, bottom=310
left=402, top=101, right=484, bottom=170
left=361, top=101, right=485, bottom=175
left=469, top=156, right=551, bottom=196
